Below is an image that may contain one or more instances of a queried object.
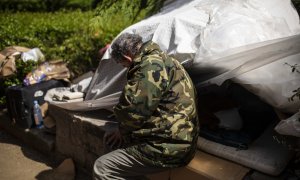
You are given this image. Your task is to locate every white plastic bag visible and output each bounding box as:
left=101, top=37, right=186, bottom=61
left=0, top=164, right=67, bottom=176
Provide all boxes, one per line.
left=275, top=110, right=300, bottom=137
left=21, top=48, right=45, bottom=62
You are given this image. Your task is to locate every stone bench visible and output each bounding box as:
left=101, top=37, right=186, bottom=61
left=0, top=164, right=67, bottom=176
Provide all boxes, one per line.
left=49, top=104, right=250, bottom=179
left=49, top=104, right=116, bottom=171
left=0, top=109, right=55, bottom=155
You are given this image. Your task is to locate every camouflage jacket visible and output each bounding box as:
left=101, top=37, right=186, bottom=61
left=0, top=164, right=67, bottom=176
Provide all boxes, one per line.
left=114, top=41, right=199, bottom=168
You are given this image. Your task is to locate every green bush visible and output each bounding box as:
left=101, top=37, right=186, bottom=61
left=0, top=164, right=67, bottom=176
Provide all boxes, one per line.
left=0, top=10, right=102, bottom=76
left=0, top=0, right=93, bottom=12
left=90, top=0, right=164, bottom=42
left=0, top=0, right=164, bottom=106
left=0, top=10, right=103, bottom=106
left=66, top=0, right=93, bottom=10
left=0, top=0, right=165, bottom=77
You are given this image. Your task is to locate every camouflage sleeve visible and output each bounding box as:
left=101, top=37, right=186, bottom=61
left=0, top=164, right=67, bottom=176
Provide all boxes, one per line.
left=114, top=56, right=169, bottom=134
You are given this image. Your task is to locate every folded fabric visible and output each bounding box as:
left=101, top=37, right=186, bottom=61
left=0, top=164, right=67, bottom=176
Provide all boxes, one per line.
left=62, top=92, right=84, bottom=100
left=45, top=87, right=86, bottom=105
left=61, top=98, right=84, bottom=103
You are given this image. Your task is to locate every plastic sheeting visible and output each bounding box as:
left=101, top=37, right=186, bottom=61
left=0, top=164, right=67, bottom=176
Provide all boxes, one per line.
left=189, top=35, right=300, bottom=113
left=58, top=0, right=300, bottom=113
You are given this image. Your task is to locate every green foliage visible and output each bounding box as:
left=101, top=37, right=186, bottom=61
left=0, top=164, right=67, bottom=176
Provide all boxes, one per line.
left=90, top=0, right=164, bottom=40
left=285, top=63, right=300, bottom=102
left=0, top=0, right=165, bottom=78
left=66, top=0, right=93, bottom=10
left=0, top=11, right=102, bottom=77
left=0, top=10, right=102, bottom=106
left=0, top=0, right=164, bottom=107
left=0, top=0, right=93, bottom=12
left=0, top=0, right=46, bottom=12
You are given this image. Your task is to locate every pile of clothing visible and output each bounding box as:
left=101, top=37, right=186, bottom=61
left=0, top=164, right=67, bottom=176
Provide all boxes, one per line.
left=44, top=72, right=93, bottom=104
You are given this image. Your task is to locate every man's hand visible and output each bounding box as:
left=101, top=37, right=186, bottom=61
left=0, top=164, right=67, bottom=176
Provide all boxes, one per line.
left=104, top=129, right=123, bottom=150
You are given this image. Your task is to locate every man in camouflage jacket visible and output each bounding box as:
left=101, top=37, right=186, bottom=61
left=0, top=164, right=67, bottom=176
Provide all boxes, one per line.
left=94, top=33, right=199, bottom=180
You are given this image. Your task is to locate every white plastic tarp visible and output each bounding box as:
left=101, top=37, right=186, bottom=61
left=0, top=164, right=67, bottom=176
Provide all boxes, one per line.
left=56, top=0, right=300, bottom=113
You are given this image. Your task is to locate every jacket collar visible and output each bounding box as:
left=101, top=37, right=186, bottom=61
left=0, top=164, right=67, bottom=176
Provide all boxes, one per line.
left=133, top=41, right=160, bottom=64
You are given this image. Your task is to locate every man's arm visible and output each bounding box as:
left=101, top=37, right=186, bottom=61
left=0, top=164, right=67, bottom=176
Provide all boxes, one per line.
left=114, top=58, right=169, bottom=134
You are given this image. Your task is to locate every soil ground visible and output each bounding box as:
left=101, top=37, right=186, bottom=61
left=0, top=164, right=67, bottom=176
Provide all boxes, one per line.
left=0, top=128, right=90, bottom=180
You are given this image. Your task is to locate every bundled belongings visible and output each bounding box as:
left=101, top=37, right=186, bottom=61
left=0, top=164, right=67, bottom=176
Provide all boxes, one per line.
left=0, top=46, right=34, bottom=78
left=23, top=60, right=70, bottom=86
left=1, top=45, right=71, bottom=129
left=0, top=46, right=69, bottom=83
left=44, top=71, right=93, bottom=104
left=6, top=79, right=67, bottom=129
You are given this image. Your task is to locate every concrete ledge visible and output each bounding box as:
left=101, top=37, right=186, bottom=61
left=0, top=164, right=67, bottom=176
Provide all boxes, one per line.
left=0, top=109, right=55, bottom=155
left=49, top=104, right=118, bottom=174
left=49, top=104, right=250, bottom=179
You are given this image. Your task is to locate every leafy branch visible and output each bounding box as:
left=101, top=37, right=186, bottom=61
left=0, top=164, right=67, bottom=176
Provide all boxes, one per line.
left=285, top=63, right=300, bottom=73
left=289, top=88, right=300, bottom=102
left=285, top=63, right=300, bottom=102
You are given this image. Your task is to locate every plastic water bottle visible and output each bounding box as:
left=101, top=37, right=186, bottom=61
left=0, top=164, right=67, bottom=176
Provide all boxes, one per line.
left=33, top=100, right=44, bottom=129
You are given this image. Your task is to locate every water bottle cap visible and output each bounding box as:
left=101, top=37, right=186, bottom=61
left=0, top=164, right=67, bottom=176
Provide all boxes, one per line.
left=34, top=100, right=38, bottom=104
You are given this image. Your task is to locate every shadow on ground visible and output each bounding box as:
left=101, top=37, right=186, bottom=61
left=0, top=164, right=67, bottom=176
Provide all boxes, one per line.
left=0, top=128, right=91, bottom=180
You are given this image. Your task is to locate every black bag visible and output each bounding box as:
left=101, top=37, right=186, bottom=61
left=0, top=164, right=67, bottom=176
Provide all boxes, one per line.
left=6, top=80, right=66, bottom=128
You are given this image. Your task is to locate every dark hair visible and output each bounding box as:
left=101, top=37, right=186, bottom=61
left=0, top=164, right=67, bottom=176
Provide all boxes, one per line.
left=111, top=33, right=143, bottom=62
